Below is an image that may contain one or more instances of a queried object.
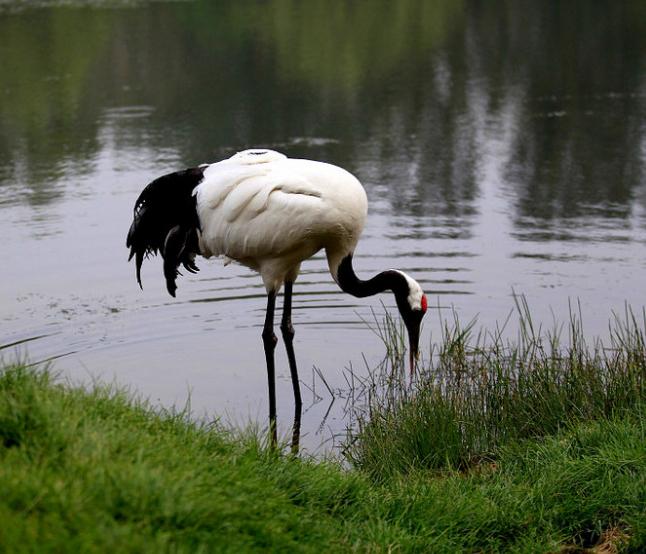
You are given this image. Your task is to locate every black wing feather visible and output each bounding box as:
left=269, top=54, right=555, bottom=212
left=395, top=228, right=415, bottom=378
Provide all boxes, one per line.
left=126, top=167, right=205, bottom=296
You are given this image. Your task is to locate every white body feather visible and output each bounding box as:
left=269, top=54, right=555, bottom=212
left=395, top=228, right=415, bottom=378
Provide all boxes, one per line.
left=194, top=149, right=368, bottom=292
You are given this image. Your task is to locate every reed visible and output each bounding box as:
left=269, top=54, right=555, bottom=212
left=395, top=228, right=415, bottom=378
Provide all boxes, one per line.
left=343, top=297, right=646, bottom=479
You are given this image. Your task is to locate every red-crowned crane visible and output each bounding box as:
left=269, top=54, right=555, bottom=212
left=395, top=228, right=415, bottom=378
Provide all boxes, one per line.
left=126, top=149, right=427, bottom=449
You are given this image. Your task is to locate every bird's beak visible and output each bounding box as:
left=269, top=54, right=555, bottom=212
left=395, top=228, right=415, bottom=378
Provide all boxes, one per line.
left=407, top=321, right=421, bottom=376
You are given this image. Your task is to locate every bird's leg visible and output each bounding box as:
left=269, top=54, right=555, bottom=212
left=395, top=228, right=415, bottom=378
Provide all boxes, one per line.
left=281, top=281, right=302, bottom=454
left=262, top=290, right=278, bottom=448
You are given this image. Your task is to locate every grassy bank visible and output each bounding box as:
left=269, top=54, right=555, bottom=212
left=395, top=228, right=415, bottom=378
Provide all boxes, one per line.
left=1, top=362, right=645, bottom=552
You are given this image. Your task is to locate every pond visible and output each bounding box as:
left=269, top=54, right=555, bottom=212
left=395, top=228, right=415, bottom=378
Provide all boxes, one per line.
left=1, top=0, right=645, bottom=453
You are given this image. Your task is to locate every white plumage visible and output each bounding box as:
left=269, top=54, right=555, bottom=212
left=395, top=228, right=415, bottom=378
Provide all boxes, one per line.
left=194, top=149, right=368, bottom=293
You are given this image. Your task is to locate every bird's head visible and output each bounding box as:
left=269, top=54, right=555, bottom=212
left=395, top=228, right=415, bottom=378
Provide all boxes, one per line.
left=391, top=271, right=427, bottom=375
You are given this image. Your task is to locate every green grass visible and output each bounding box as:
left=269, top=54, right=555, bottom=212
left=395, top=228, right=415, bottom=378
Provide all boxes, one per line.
left=1, top=361, right=645, bottom=552
left=344, top=299, right=646, bottom=480
left=0, top=364, right=353, bottom=552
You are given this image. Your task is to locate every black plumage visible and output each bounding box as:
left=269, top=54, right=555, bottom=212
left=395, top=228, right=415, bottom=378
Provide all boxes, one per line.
left=126, top=167, right=204, bottom=296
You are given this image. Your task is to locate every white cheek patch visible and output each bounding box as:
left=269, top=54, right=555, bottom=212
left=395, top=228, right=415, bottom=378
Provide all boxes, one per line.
left=393, top=270, right=424, bottom=311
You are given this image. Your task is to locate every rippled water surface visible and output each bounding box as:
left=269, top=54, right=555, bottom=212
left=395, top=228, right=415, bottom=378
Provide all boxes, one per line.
left=1, top=0, right=645, bottom=452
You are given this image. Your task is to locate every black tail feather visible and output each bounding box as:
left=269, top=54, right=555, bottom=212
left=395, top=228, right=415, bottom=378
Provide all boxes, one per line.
left=126, top=167, right=204, bottom=296
left=135, top=250, right=144, bottom=289
left=163, top=224, right=192, bottom=297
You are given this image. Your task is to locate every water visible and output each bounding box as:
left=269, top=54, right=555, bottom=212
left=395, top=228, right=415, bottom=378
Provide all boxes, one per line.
left=1, top=0, right=645, bottom=453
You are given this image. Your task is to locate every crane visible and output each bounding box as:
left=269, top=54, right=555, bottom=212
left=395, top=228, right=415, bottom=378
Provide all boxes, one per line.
left=126, top=149, right=427, bottom=450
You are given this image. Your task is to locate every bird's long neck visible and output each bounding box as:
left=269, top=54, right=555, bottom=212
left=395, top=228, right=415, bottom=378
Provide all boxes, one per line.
left=335, top=254, right=406, bottom=299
